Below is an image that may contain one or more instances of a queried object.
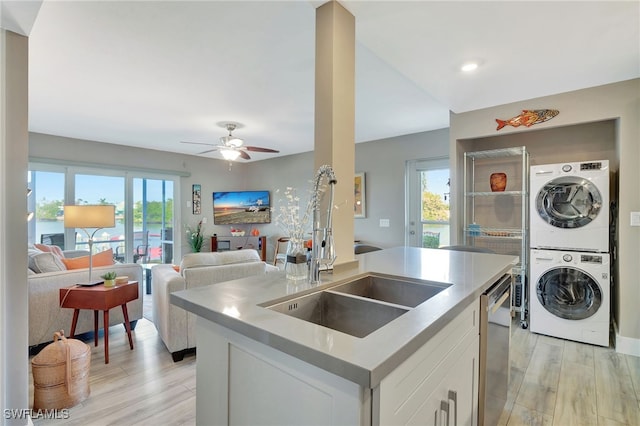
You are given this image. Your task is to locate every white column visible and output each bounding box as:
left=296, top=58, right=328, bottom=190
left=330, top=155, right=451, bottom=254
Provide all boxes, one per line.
left=1, top=28, right=30, bottom=422
left=314, top=1, right=356, bottom=267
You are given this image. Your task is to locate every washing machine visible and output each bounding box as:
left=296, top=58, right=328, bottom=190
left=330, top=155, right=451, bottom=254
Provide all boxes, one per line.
left=530, top=249, right=610, bottom=346
left=530, top=160, right=609, bottom=252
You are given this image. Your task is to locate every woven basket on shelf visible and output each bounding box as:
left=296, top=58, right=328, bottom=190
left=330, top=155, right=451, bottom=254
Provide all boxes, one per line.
left=32, top=331, right=91, bottom=410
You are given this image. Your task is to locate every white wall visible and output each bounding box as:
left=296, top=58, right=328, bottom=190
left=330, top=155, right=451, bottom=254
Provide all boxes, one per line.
left=450, top=79, right=640, bottom=355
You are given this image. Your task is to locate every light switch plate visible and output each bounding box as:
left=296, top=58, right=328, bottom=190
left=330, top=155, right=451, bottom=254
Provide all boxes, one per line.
left=631, top=211, right=640, bottom=227
left=379, top=219, right=390, bottom=228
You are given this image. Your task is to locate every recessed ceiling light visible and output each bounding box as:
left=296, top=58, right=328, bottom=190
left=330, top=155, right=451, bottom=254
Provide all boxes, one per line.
left=461, top=62, right=479, bottom=72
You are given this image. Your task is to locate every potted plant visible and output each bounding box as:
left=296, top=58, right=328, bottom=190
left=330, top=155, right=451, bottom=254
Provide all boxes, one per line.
left=101, top=271, right=117, bottom=287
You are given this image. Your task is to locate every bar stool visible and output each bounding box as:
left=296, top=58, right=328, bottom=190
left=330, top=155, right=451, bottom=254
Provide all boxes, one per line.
left=273, top=237, right=290, bottom=267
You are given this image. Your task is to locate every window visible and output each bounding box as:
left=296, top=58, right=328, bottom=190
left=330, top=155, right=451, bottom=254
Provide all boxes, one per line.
left=28, top=169, right=65, bottom=247
left=28, top=164, right=177, bottom=264
left=74, top=173, right=125, bottom=253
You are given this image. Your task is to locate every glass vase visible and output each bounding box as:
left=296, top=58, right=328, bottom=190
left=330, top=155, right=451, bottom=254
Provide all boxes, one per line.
left=285, top=238, right=308, bottom=281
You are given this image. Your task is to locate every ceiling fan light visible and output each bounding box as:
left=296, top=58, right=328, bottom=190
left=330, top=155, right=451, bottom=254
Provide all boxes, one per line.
left=461, top=62, right=478, bottom=72
left=221, top=149, right=241, bottom=161
left=228, top=137, right=244, bottom=147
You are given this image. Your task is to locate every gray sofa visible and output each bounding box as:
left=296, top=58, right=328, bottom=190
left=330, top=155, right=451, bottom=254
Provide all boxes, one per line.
left=152, top=249, right=279, bottom=361
left=28, top=249, right=143, bottom=348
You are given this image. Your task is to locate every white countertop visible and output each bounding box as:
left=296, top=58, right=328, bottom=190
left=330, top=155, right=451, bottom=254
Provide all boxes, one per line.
left=171, top=246, right=517, bottom=387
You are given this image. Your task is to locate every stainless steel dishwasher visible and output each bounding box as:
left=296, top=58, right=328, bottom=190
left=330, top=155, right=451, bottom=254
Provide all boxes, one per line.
left=479, top=273, right=512, bottom=426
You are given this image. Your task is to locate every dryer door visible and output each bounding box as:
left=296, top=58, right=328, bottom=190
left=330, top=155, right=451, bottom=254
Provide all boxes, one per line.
left=535, top=176, right=603, bottom=229
left=536, top=267, right=602, bottom=320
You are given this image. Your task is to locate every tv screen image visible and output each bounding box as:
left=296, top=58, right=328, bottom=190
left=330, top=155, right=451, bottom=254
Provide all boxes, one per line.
left=213, top=190, right=271, bottom=225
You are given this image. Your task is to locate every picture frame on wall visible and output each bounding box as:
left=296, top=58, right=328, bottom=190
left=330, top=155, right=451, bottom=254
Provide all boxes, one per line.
left=354, top=172, right=366, bottom=218
left=192, top=184, right=202, bottom=215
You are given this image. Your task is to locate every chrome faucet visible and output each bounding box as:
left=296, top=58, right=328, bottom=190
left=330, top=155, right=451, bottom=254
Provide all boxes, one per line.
left=309, top=165, right=337, bottom=284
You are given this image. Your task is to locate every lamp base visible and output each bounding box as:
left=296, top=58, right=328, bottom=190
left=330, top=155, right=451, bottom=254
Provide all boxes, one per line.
left=76, top=279, right=104, bottom=287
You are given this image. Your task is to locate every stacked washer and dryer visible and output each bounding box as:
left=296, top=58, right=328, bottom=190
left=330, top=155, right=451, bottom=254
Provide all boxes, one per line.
left=529, top=160, right=611, bottom=346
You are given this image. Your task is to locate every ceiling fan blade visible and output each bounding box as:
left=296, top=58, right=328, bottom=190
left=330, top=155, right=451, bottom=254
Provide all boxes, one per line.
left=238, top=150, right=251, bottom=160
left=181, top=141, right=216, bottom=146
left=197, top=148, right=219, bottom=155
left=244, top=146, right=280, bottom=153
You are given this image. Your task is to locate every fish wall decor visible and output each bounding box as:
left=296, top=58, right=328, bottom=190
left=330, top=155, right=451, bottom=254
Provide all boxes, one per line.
left=495, top=109, right=559, bottom=130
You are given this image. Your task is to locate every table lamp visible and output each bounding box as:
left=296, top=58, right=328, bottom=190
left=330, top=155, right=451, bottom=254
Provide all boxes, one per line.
left=64, top=204, right=116, bottom=285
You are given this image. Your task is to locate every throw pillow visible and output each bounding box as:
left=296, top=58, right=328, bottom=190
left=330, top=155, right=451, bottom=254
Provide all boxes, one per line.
left=34, top=243, right=65, bottom=258
left=28, top=252, right=67, bottom=273
left=61, top=248, right=115, bottom=270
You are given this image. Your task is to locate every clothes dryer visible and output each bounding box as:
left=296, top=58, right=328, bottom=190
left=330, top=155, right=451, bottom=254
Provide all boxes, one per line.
left=530, top=160, right=609, bottom=252
left=530, top=249, right=610, bottom=346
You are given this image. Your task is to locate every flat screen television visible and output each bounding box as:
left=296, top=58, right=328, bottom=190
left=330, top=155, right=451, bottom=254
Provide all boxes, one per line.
left=212, top=190, right=271, bottom=225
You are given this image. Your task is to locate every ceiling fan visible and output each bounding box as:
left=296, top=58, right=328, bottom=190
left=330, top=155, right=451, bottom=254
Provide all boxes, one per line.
left=181, top=122, right=280, bottom=161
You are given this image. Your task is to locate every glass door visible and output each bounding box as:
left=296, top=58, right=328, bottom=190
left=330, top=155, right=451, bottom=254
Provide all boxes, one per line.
left=74, top=173, right=125, bottom=254
left=133, top=178, right=174, bottom=264
left=28, top=169, right=66, bottom=248
left=406, top=158, right=450, bottom=248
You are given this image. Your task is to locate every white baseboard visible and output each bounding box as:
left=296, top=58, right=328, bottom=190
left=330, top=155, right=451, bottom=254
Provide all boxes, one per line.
left=613, top=320, right=640, bottom=357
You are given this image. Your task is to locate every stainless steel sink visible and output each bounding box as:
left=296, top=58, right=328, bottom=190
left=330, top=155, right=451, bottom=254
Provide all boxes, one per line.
left=329, top=275, right=450, bottom=308
left=264, top=274, right=451, bottom=338
left=266, top=290, right=408, bottom=338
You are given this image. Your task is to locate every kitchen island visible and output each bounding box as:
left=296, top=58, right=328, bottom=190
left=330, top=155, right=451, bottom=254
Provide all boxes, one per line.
left=171, top=246, right=517, bottom=425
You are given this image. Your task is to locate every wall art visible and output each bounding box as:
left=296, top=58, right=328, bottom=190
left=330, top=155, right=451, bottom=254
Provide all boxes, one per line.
left=495, top=109, right=559, bottom=131
left=192, top=184, right=201, bottom=215
left=354, top=172, right=366, bottom=218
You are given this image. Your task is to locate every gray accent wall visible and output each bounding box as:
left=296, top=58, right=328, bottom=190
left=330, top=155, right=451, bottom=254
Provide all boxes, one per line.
left=244, top=128, right=450, bottom=256
left=351, top=128, right=449, bottom=248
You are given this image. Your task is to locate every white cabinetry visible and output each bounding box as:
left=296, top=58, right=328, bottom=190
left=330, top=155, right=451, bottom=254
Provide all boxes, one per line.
left=376, top=302, right=479, bottom=426
left=196, top=317, right=367, bottom=425
left=195, top=301, right=479, bottom=426
left=463, top=146, right=529, bottom=327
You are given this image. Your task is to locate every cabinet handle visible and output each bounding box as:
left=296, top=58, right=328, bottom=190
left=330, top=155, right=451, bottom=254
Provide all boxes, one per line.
left=448, top=390, right=458, bottom=426
left=440, top=400, right=450, bottom=426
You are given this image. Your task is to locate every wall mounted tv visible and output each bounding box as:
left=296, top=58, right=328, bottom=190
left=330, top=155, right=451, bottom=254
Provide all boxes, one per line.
left=212, top=190, right=271, bottom=225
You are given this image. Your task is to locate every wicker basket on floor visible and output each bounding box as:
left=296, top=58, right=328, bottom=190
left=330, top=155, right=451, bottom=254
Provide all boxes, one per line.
left=32, top=331, right=91, bottom=410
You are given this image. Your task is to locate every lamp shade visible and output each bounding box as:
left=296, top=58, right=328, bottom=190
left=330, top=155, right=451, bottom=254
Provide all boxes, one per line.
left=64, top=205, right=116, bottom=229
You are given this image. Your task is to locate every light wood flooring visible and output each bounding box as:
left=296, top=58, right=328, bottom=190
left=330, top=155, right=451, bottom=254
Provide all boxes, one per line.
left=29, top=315, right=640, bottom=425
left=29, top=319, right=196, bottom=425
left=500, top=323, right=640, bottom=426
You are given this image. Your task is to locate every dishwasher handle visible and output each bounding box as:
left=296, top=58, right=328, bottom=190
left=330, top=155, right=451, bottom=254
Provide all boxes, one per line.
left=490, top=291, right=511, bottom=315
left=486, top=274, right=511, bottom=312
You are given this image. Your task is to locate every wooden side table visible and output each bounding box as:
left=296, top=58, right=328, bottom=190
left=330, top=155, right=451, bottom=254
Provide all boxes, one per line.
left=59, top=281, right=139, bottom=364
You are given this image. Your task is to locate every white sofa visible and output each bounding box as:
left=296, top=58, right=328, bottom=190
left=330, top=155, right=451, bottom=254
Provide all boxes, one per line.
left=29, top=261, right=143, bottom=348
left=152, top=249, right=279, bottom=361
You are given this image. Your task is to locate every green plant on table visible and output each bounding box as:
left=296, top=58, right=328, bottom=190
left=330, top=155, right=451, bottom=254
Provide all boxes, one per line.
left=186, top=219, right=205, bottom=252
left=101, top=271, right=117, bottom=280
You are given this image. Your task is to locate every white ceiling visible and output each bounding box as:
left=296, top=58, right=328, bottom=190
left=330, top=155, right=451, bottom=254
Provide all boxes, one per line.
left=26, top=0, right=640, bottom=161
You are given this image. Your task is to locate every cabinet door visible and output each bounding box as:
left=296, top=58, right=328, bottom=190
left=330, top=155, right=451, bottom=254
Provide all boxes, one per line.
left=378, top=302, right=479, bottom=425
left=406, top=333, right=479, bottom=426
left=447, top=333, right=479, bottom=426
